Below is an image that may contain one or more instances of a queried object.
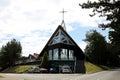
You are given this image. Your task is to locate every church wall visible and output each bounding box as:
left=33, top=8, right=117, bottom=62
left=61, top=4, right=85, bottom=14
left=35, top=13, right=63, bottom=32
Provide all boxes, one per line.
left=75, top=60, right=86, bottom=73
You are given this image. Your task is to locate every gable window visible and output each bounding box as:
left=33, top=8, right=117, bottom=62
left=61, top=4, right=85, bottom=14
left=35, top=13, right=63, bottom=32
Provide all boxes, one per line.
left=49, top=29, right=75, bottom=46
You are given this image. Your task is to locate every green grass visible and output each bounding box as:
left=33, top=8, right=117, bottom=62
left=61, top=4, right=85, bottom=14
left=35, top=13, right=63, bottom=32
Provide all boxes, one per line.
left=85, top=61, right=110, bottom=73
left=1, top=62, right=110, bottom=73
left=0, top=75, right=4, bottom=78
left=2, top=65, right=37, bottom=73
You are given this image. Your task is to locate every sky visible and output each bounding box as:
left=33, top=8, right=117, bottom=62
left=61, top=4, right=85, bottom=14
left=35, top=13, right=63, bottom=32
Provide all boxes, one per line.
left=0, top=0, right=109, bottom=56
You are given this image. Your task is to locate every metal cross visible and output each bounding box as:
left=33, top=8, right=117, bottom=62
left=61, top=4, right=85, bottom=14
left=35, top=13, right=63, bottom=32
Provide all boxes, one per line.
left=60, top=9, right=67, bottom=21
left=60, top=9, right=67, bottom=31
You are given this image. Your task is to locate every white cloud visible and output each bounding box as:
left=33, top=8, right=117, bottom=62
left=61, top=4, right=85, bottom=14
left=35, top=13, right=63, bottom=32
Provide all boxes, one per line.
left=0, top=0, right=106, bottom=56
left=21, top=34, right=49, bottom=56
left=79, top=42, right=87, bottom=52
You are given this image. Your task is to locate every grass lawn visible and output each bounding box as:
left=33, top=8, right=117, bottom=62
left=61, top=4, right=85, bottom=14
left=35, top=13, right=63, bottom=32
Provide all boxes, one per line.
left=1, top=65, right=37, bottom=73
left=1, top=62, right=110, bottom=73
left=85, top=61, right=110, bottom=73
left=0, top=75, right=3, bottom=78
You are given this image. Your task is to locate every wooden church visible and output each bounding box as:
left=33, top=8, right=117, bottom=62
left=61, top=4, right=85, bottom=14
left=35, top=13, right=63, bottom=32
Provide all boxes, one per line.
left=38, top=10, right=85, bottom=73
left=38, top=25, right=85, bottom=73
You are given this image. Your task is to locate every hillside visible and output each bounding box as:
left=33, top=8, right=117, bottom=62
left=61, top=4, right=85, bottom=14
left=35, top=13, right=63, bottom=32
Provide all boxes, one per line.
left=1, top=65, right=36, bottom=73
left=0, top=75, right=3, bottom=78
left=1, top=62, right=110, bottom=73
left=85, top=61, right=110, bottom=73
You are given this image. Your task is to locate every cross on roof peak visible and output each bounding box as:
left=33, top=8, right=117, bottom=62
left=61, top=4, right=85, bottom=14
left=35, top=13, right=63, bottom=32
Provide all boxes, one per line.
left=60, top=9, right=67, bottom=21
left=60, top=8, right=67, bottom=31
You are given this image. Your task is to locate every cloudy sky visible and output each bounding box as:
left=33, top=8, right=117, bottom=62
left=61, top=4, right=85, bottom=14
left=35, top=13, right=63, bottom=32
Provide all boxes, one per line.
left=0, top=0, right=109, bottom=56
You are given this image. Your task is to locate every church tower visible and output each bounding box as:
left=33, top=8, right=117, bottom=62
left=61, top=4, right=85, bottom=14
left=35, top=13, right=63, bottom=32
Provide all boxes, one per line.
left=38, top=9, right=85, bottom=73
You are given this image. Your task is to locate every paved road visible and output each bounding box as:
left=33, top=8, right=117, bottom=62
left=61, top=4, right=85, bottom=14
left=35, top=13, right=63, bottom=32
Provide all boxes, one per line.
left=0, top=69, right=120, bottom=80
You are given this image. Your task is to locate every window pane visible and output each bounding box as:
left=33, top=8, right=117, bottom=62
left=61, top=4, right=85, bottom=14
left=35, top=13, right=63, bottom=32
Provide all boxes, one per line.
left=69, top=50, right=74, bottom=60
left=60, top=49, right=68, bottom=60
left=53, top=49, right=59, bottom=60
left=48, top=50, right=52, bottom=60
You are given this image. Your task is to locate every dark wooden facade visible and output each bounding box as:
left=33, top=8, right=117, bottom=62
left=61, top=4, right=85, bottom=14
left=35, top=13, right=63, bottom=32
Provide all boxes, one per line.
left=38, top=25, right=85, bottom=73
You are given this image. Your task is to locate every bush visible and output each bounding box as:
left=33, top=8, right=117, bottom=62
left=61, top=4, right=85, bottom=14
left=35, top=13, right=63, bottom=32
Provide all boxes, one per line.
left=40, top=52, right=49, bottom=68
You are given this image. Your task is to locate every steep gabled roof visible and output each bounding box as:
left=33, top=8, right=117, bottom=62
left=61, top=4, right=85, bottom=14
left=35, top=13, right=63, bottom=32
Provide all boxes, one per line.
left=28, top=53, right=39, bottom=59
left=39, top=25, right=83, bottom=57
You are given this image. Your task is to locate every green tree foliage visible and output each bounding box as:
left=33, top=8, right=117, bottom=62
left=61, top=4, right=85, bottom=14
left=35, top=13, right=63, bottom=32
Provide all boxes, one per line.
left=40, top=52, right=49, bottom=68
left=0, top=46, right=9, bottom=67
left=107, top=43, right=120, bottom=66
left=80, top=0, right=120, bottom=66
left=84, top=30, right=107, bottom=65
left=80, top=0, right=120, bottom=44
left=0, top=39, right=22, bottom=67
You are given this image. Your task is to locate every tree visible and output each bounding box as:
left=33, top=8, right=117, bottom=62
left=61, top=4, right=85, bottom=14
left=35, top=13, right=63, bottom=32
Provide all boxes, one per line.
left=107, top=43, right=120, bottom=66
left=0, top=46, right=9, bottom=68
left=80, top=0, right=120, bottom=66
left=80, top=0, right=120, bottom=44
left=0, top=39, right=22, bottom=67
left=84, top=30, right=107, bottom=65
left=40, top=52, right=49, bottom=68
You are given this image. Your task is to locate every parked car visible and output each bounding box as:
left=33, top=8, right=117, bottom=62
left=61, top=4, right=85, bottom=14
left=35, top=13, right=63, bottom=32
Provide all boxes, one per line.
left=62, top=65, right=72, bottom=73
left=39, top=68, right=48, bottom=73
left=27, top=66, right=40, bottom=73
left=49, top=68, right=57, bottom=73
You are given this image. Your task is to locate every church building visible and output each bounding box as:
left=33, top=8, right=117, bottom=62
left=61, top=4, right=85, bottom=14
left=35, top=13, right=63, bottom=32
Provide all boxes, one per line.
left=38, top=25, right=85, bottom=73
left=38, top=10, right=85, bottom=73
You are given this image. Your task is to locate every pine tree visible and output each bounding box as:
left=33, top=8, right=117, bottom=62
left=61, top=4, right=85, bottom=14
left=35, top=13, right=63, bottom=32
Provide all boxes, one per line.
left=0, top=39, right=22, bottom=67
left=40, top=52, right=49, bottom=68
